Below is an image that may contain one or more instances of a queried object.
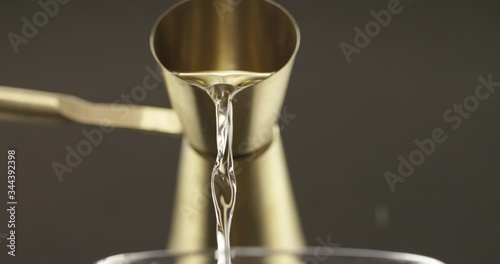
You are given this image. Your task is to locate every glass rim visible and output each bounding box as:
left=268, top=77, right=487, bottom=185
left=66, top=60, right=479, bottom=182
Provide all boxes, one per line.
left=96, top=246, right=445, bottom=264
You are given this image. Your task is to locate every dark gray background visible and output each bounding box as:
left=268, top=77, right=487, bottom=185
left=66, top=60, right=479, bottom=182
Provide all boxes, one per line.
left=1, top=0, right=499, bottom=263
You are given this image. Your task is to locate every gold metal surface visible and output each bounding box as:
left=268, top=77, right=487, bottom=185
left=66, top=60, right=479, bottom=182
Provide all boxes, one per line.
left=0, top=85, right=183, bottom=134
left=151, top=0, right=300, bottom=156
left=0, top=0, right=301, bottom=156
left=0, top=0, right=304, bottom=253
left=168, top=127, right=305, bottom=251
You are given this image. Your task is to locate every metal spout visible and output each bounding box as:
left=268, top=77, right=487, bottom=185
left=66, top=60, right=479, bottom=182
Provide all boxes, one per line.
left=0, top=0, right=304, bottom=253
left=151, top=0, right=300, bottom=156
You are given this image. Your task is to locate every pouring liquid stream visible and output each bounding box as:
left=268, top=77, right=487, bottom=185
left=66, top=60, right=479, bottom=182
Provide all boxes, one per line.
left=175, top=71, right=273, bottom=264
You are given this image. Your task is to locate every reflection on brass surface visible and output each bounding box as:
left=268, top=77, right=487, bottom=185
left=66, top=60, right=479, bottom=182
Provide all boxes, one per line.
left=0, top=0, right=304, bottom=253
left=0, top=85, right=182, bottom=134
left=151, top=0, right=300, bottom=156
left=0, top=0, right=301, bottom=157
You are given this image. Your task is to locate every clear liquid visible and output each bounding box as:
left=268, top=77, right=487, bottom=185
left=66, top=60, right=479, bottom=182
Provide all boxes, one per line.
left=174, top=71, right=272, bottom=264
left=175, top=70, right=273, bottom=88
